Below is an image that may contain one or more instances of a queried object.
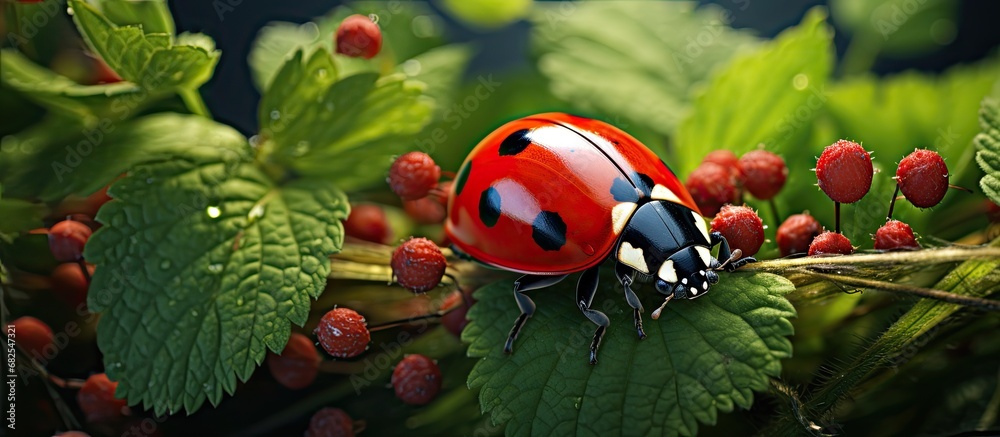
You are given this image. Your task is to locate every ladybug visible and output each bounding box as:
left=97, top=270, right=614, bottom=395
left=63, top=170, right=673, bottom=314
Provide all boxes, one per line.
left=445, top=113, right=754, bottom=364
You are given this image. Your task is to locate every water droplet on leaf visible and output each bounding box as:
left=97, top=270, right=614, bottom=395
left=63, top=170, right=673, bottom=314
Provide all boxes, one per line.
left=206, top=206, right=222, bottom=218
left=270, top=110, right=281, bottom=120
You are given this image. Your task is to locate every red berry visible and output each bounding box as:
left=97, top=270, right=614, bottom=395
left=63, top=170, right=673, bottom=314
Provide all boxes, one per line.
left=703, top=150, right=740, bottom=171
left=874, top=220, right=920, bottom=251
left=403, top=196, right=447, bottom=224
left=391, top=238, right=447, bottom=293
left=77, top=373, right=129, bottom=423
left=51, top=262, right=94, bottom=307
left=739, top=150, right=788, bottom=200
left=306, top=407, right=354, bottom=437
left=388, top=152, right=441, bottom=201
left=343, top=203, right=391, bottom=244
left=91, top=56, right=122, bottom=85
left=685, top=163, right=741, bottom=217
left=775, top=213, right=822, bottom=256
left=267, top=332, right=320, bottom=389
left=816, top=140, right=873, bottom=204
left=48, top=220, right=93, bottom=262
left=987, top=200, right=1000, bottom=223
left=335, top=14, right=383, bottom=59
left=52, top=185, right=112, bottom=218
left=709, top=205, right=764, bottom=257
left=314, top=308, right=370, bottom=359
left=807, top=231, right=854, bottom=256
left=11, top=316, right=54, bottom=358
left=440, top=289, right=476, bottom=338
left=896, top=149, right=949, bottom=208
left=391, top=354, right=442, bottom=406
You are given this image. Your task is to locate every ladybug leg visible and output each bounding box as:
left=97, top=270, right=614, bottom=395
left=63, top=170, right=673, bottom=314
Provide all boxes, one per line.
left=577, top=266, right=610, bottom=365
left=504, top=274, right=568, bottom=355
left=615, top=263, right=646, bottom=340
left=710, top=231, right=757, bottom=271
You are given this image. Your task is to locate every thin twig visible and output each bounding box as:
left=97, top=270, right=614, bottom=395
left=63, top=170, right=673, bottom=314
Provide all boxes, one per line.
left=740, top=246, right=1000, bottom=273
left=804, top=270, right=1000, bottom=311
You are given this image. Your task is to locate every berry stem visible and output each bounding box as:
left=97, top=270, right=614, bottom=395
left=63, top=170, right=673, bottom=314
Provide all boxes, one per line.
left=947, top=184, right=973, bottom=193
left=77, top=258, right=92, bottom=284
left=441, top=171, right=456, bottom=179
left=768, top=198, right=781, bottom=228
left=834, top=202, right=841, bottom=234
left=179, top=89, right=212, bottom=118
left=886, top=184, right=900, bottom=220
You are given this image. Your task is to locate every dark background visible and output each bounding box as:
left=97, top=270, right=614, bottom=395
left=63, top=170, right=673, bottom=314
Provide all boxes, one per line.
left=167, top=0, right=1000, bottom=136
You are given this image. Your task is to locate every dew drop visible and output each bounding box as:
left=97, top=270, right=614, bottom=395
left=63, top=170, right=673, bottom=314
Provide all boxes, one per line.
left=401, top=59, right=422, bottom=76
left=236, top=298, right=244, bottom=306
left=208, top=263, right=224, bottom=273
left=292, top=141, right=310, bottom=157
left=206, top=206, right=222, bottom=218
left=191, top=310, right=199, bottom=317
left=159, top=260, right=172, bottom=270
left=270, top=110, right=281, bottom=120
left=66, top=6, right=74, bottom=15
left=792, top=73, right=809, bottom=91
left=249, top=135, right=262, bottom=148
left=316, top=68, right=328, bottom=78
left=248, top=204, right=266, bottom=220
left=574, top=397, right=582, bottom=410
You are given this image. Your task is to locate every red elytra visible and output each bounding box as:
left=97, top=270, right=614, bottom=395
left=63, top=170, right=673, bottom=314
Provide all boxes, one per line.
left=445, top=113, right=697, bottom=275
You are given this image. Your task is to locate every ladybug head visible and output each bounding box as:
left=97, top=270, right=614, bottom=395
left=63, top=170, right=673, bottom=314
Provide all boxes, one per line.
left=652, top=246, right=718, bottom=300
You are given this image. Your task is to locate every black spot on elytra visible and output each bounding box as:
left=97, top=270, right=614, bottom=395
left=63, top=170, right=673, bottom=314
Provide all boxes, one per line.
left=532, top=211, right=567, bottom=251
left=479, top=187, right=501, bottom=227
left=454, top=161, right=471, bottom=196
left=634, top=172, right=654, bottom=197
left=610, top=177, right=639, bottom=202
left=498, top=129, right=532, bottom=156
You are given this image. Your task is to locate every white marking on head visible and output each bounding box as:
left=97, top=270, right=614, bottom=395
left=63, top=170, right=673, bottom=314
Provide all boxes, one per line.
left=702, top=281, right=709, bottom=290
left=618, top=241, right=649, bottom=273
left=690, top=287, right=698, bottom=296
left=612, top=202, right=638, bottom=235
left=658, top=260, right=678, bottom=283
left=691, top=211, right=711, bottom=242
left=681, top=278, right=688, bottom=285
left=696, top=246, right=712, bottom=266
left=651, top=185, right=682, bottom=203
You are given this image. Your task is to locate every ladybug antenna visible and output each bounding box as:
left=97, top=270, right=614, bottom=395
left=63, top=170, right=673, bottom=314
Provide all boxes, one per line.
left=650, top=294, right=674, bottom=320
left=713, top=249, right=743, bottom=271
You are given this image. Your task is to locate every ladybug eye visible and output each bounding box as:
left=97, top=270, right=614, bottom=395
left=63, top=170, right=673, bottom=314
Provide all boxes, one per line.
left=655, top=279, right=671, bottom=294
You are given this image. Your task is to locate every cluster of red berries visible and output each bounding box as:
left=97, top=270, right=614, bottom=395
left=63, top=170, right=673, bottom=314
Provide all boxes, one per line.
left=698, top=141, right=959, bottom=258
left=687, top=149, right=788, bottom=217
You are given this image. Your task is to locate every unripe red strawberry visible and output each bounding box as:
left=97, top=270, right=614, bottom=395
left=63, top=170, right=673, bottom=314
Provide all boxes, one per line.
left=685, top=163, right=741, bottom=217
left=710, top=205, right=764, bottom=257
left=816, top=140, right=873, bottom=204
left=808, top=231, right=854, bottom=256
left=896, top=149, right=949, bottom=208
left=874, top=220, right=920, bottom=251
left=388, top=152, right=441, bottom=201
left=775, top=213, right=822, bottom=256
left=51, top=262, right=94, bottom=307
left=77, top=373, right=129, bottom=423
left=52, top=185, right=112, bottom=218
left=267, top=332, right=320, bottom=389
left=391, top=354, right=442, bottom=406
left=391, top=238, right=447, bottom=293
left=335, top=14, right=383, bottom=59
left=306, top=407, right=355, bottom=437
left=314, top=308, right=370, bottom=359
left=48, top=220, right=93, bottom=262
left=440, top=289, right=476, bottom=338
left=739, top=150, right=788, bottom=200
left=343, top=203, right=391, bottom=244
left=11, top=316, right=54, bottom=358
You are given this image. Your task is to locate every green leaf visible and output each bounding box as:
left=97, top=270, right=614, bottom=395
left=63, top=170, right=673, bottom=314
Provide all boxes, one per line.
left=439, top=0, right=531, bottom=29
left=831, top=0, right=957, bottom=57
left=2, top=114, right=248, bottom=202
left=0, top=49, right=145, bottom=124
left=85, top=0, right=176, bottom=34
left=84, top=149, right=349, bottom=414
left=975, top=98, right=1000, bottom=204
left=531, top=1, right=757, bottom=138
left=258, top=49, right=433, bottom=190
left=675, top=7, right=833, bottom=176
left=465, top=271, right=796, bottom=436
left=0, top=194, right=48, bottom=236
left=68, top=0, right=219, bottom=93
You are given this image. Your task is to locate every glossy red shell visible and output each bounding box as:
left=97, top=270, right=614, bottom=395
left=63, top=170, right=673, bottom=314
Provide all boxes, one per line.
left=445, top=113, right=696, bottom=275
